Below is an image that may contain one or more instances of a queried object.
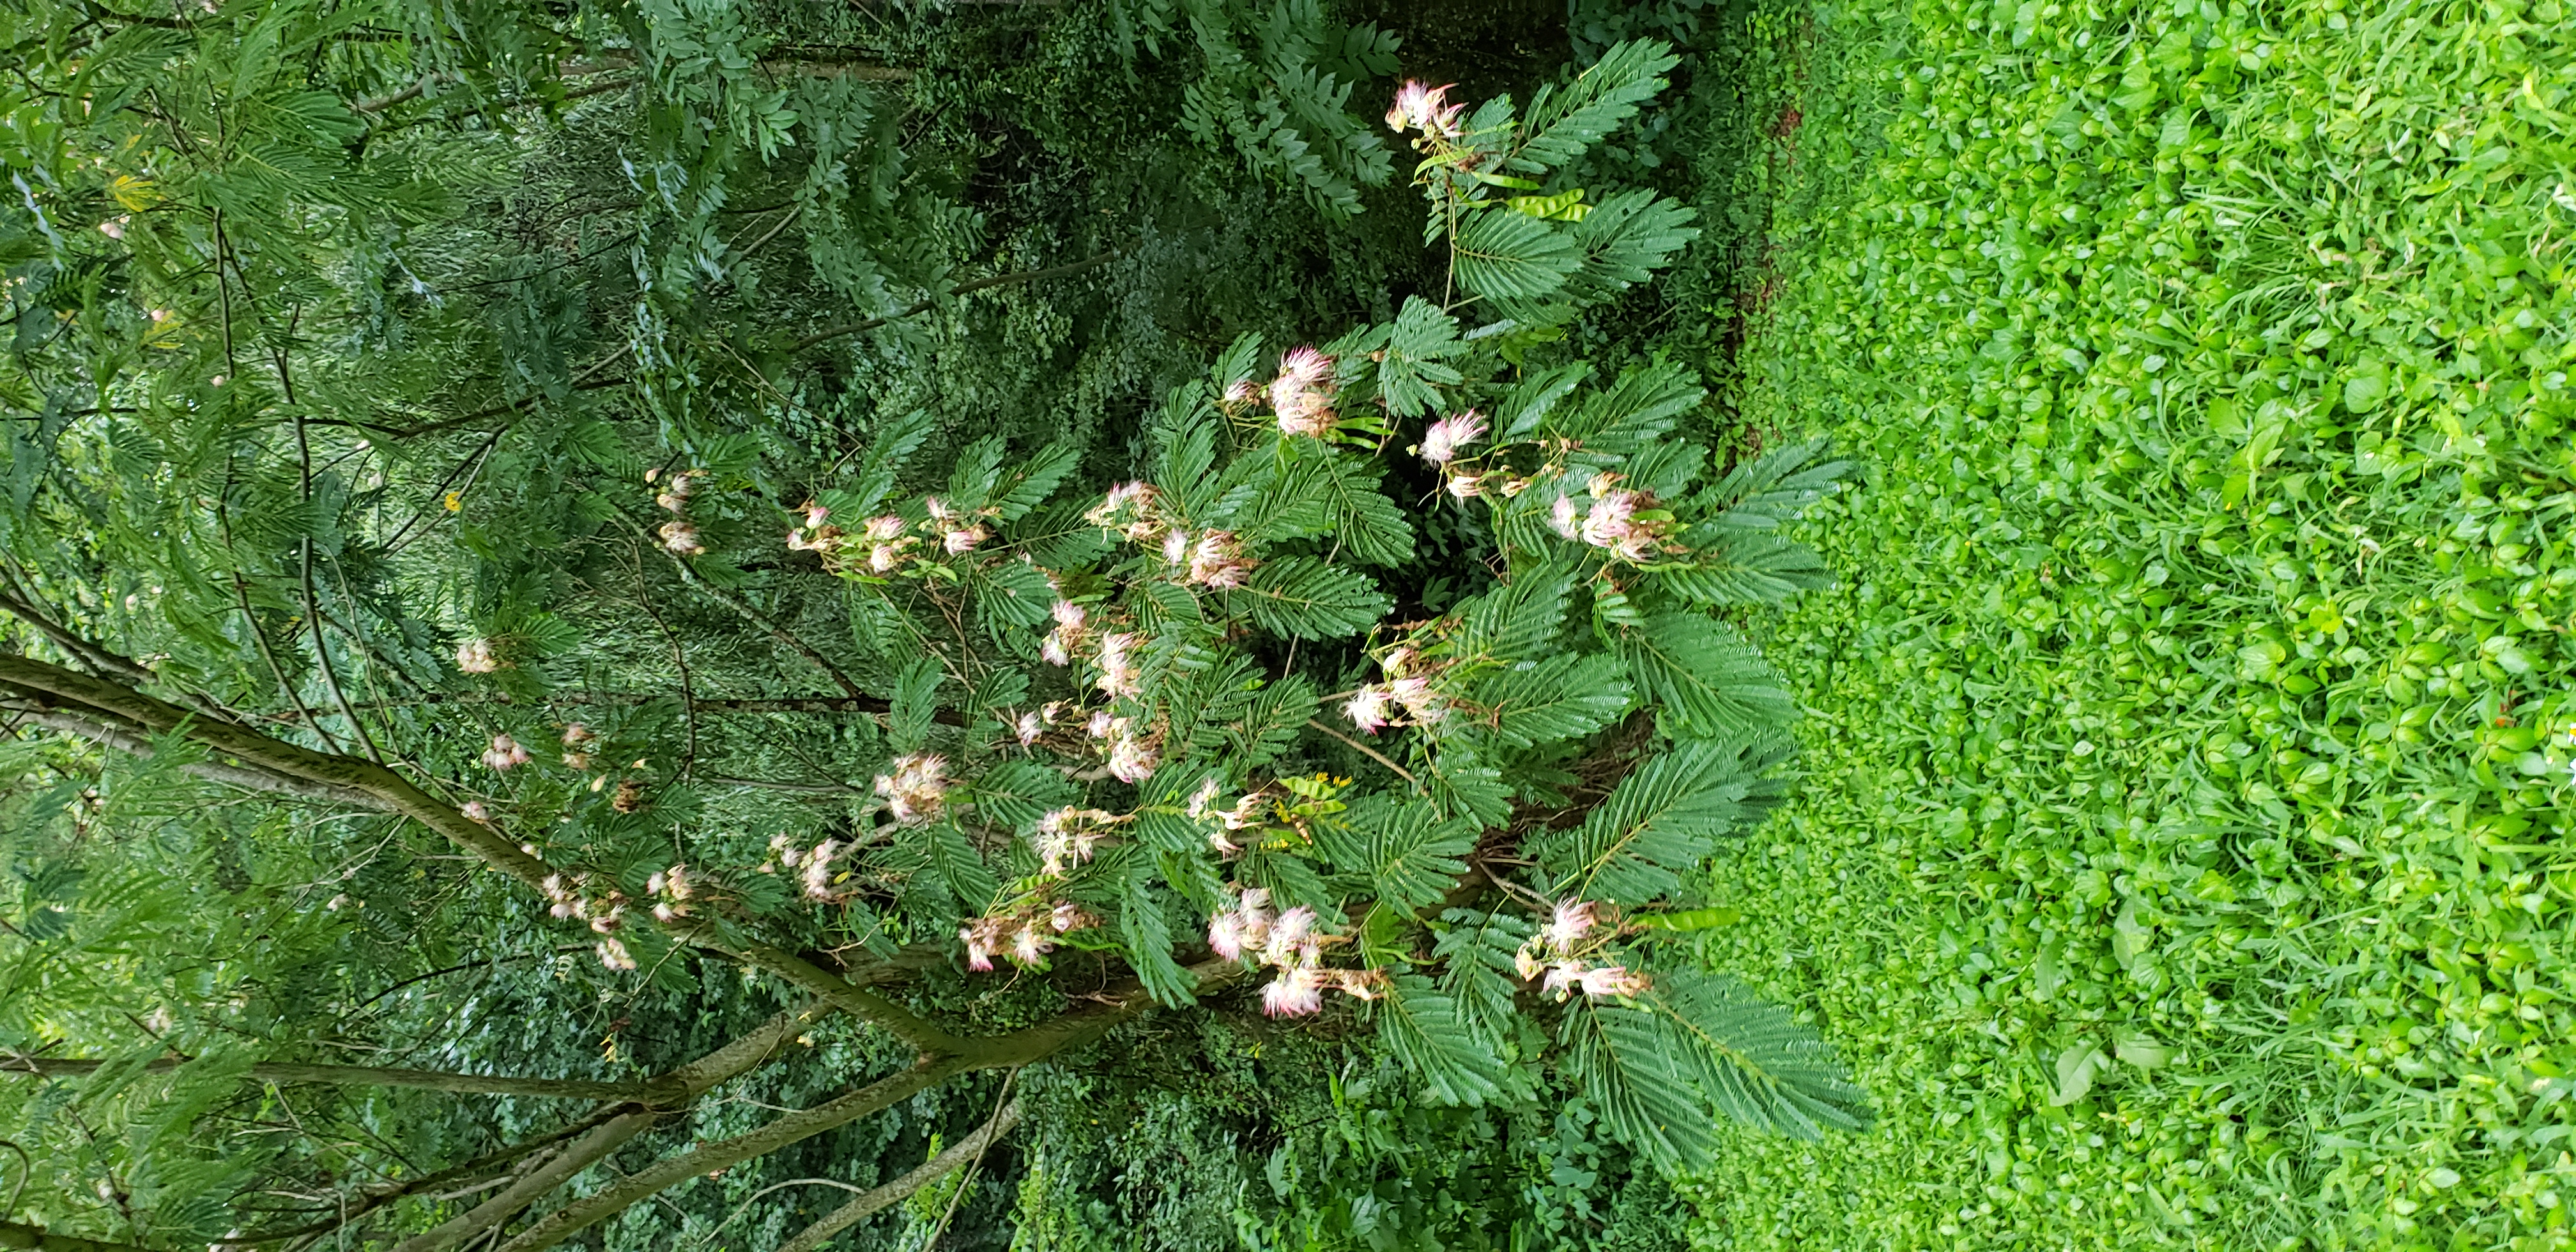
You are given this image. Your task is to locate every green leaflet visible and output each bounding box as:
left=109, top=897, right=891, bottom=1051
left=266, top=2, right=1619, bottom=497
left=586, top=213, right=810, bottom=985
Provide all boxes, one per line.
left=1349, top=797, right=1477, bottom=914
left=1119, top=857, right=1197, bottom=1007
left=1431, top=907, right=1535, bottom=1042
left=1452, top=208, right=1583, bottom=303
left=969, top=760, right=1076, bottom=832
left=924, top=822, right=999, bottom=915
left=1613, top=611, right=1798, bottom=740
left=1538, top=737, right=1790, bottom=905
left=1511, top=39, right=1683, bottom=174
left=887, top=657, right=943, bottom=751
left=1650, top=969, right=1873, bottom=1139
left=1561, top=189, right=1701, bottom=307
left=1374, top=298, right=1466, bottom=418
left=1227, top=555, right=1388, bottom=639
left=1473, top=652, right=1630, bottom=749
left=1372, top=973, right=1508, bottom=1106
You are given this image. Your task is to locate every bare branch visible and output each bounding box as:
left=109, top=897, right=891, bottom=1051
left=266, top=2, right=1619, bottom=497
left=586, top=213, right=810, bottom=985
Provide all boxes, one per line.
left=0, top=1057, right=667, bottom=1104
left=776, top=1099, right=1023, bottom=1252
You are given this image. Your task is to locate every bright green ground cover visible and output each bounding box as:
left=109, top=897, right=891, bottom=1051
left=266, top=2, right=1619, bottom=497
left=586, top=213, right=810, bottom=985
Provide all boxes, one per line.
left=1684, top=0, right=2576, bottom=1246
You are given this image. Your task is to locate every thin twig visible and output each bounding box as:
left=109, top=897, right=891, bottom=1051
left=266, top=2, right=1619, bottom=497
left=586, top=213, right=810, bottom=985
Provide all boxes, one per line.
left=1305, top=719, right=1415, bottom=782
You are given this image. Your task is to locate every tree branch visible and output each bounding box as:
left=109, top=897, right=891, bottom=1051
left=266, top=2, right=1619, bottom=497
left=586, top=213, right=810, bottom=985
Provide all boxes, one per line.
left=0, top=1057, right=668, bottom=1104
left=774, top=1099, right=1023, bottom=1252
left=1, top=701, right=393, bottom=811
left=1, top=1222, right=158, bottom=1252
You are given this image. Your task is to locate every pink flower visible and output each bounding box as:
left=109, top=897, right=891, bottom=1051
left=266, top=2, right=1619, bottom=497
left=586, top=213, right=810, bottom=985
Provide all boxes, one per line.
left=1514, top=943, right=1544, bottom=981
left=1186, top=531, right=1257, bottom=588
left=1386, top=80, right=1464, bottom=138
left=925, top=496, right=957, bottom=523
left=462, top=801, right=493, bottom=823
left=1162, top=528, right=1192, bottom=565
left=1086, top=710, right=1118, bottom=739
left=1010, top=924, right=1052, bottom=965
left=98, top=216, right=128, bottom=240
left=1446, top=472, right=1483, bottom=499
left=802, top=503, right=830, bottom=529
left=1390, top=676, right=1445, bottom=722
left=1107, top=733, right=1158, bottom=783
left=1550, top=494, right=1582, bottom=539
left=480, top=735, right=530, bottom=771
left=1262, top=906, right=1319, bottom=967
left=1545, top=899, right=1598, bottom=952
left=873, top=753, right=950, bottom=823
left=1040, top=633, right=1072, bottom=666
left=864, top=515, right=907, bottom=541
left=1345, top=685, right=1392, bottom=733
left=961, top=927, right=996, bottom=972
left=1222, top=379, right=1259, bottom=407
left=1331, top=968, right=1388, bottom=1001
left=1420, top=410, right=1485, bottom=464
left=1052, top=600, right=1087, bottom=629
left=1262, top=964, right=1328, bottom=1017
left=455, top=638, right=503, bottom=673
left=659, top=521, right=704, bottom=556
left=1578, top=965, right=1650, bottom=998
left=944, top=524, right=988, bottom=554
left=1541, top=961, right=1587, bottom=1000
left=597, top=938, right=636, bottom=971
left=1186, top=777, right=1223, bottom=819
left=1015, top=711, right=1046, bottom=746
left=1095, top=632, right=1140, bottom=698
left=1208, top=910, right=1248, bottom=961
left=802, top=840, right=841, bottom=899
left=1270, top=347, right=1338, bottom=438
left=1050, top=902, right=1089, bottom=933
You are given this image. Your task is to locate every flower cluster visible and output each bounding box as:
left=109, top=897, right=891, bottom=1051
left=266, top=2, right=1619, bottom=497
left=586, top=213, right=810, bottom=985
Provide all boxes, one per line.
left=1549, top=473, right=1681, bottom=562
left=645, top=864, right=693, bottom=922
left=1342, top=646, right=1450, bottom=733
left=958, top=899, right=1097, bottom=971
left=1385, top=80, right=1465, bottom=141
left=1040, top=600, right=1090, bottom=666
left=540, top=871, right=642, bottom=969
left=770, top=834, right=847, bottom=901
left=1081, top=711, right=1159, bottom=784
left=1186, top=778, right=1271, bottom=855
left=455, top=637, right=505, bottom=674
left=1513, top=900, right=1650, bottom=1000
left=650, top=468, right=708, bottom=556
left=1206, top=889, right=1384, bottom=1016
left=785, top=501, right=838, bottom=553
left=873, top=752, right=949, bottom=823
left=480, top=733, right=530, bottom=772
left=1269, top=346, right=1339, bottom=438
left=924, top=496, right=997, bottom=555
left=560, top=722, right=597, bottom=770
left=1160, top=526, right=1257, bottom=589
left=1032, top=805, right=1124, bottom=874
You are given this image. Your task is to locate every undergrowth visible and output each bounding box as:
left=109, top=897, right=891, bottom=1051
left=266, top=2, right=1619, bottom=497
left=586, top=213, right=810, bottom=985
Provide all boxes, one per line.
left=1689, top=0, right=2576, bottom=1246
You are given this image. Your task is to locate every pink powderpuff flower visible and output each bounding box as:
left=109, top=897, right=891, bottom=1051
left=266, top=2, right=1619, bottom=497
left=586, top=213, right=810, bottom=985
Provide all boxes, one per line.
left=481, top=735, right=530, bottom=772
left=1420, top=410, right=1486, bottom=465
left=1550, top=494, right=1583, bottom=539
left=1541, top=960, right=1588, bottom=1000
left=802, top=502, right=831, bottom=530
left=456, top=638, right=503, bottom=674
left=1162, top=528, right=1192, bottom=565
left=1040, top=632, right=1072, bottom=666
left=1095, top=632, right=1140, bottom=698
left=1577, top=965, right=1650, bottom=998
left=1514, top=942, right=1545, bottom=982
left=1107, top=733, right=1158, bottom=783
left=1010, top=924, right=1052, bottom=965
left=1346, top=685, right=1392, bottom=733
left=1385, top=80, right=1464, bottom=138
left=864, top=515, right=907, bottom=541
left=960, top=924, right=997, bottom=972
left=924, top=496, right=958, bottom=523
left=873, top=753, right=951, bottom=823
left=1390, top=676, right=1445, bottom=722
left=943, top=524, right=988, bottom=554
left=1262, top=906, right=1319, bottom=967
left=802, top=839, right=841, bottom=899
left=1331, top=968, right=1388, bottom=1001
left=1085, top=710, right=1118, bottom=739
left=659, top=521, right=705, bottom=556
left=1186, top=531, right=1256, bottom=588
left=1545, top=899, right=1598, bottom=952
left=1015, top=711, right=1046, bottom=746
left=597, top=938, right=637, bottom=971
left=1187, top=776, right=1223, bottom=819
left=1052, top=600, right=1087, bottom=629
left=1270, top=347, right=1338, bottom=438
left=98, top=216, right=128, bottom=240
left=1222, top=378, right=1259, bottom=408
left=1262, top=964, right=1328, bottom=1017
left=1446, top=472, right=1483, bottom=500
left=462, top=801, right=493, bottom=823
left=1050, top=902, right=1090, bottom=933
left=1208, top=910, right=1249, bottom=961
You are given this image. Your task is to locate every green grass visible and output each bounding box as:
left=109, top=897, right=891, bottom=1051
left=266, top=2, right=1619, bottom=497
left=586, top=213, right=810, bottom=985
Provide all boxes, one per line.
left=1681, top=0, right=2576, bottom=1246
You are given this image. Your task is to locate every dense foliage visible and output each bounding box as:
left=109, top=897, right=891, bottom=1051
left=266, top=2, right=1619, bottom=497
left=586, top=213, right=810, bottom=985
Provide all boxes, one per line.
left=1694, top=0, right=2576, bottom=1245
left=0, top=2, right=1864, bottom=1249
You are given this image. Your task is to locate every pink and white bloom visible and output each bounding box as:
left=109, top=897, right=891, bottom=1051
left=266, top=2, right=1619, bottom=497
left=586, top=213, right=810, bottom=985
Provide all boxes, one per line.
left=1095, top=632, right=1141, bottom=698
left=1446, top=472, right=1483, bottom=500
left=1185, top=530, right=1257, bottom=588
left=1390, top=676, right=1446, bottom=722
left=943, top=524, right=988, bottom=554
left=1015, top=710, right=1046, bottom=746
left=1162, top=528, right=1192, bottom=565
left=1262, top=906, right=1320, bottom=967
left=1385, top=80, right=1464, bottom=139
left=1345, top=685, right=1392, bottom=733
left=1107, top=733, right=1158, bottom=783
left=658, top=521, right=704, bottom=556
left=873, top=752, right=951, bottom=823
left=1262, top=963, right=1328, bottom=1017
left=597, top=938, right=637, bottom=971
left=1577, top=965, right=1650, bottom=998
left=1420, top=410, right=1485, bottom=465
left=462, top=801, right=493, bottom=823
left=456, top=638, right=503, bottom=674
left=1545, top=899, right=1598, bottom=952
left=1208, top=910, right=1250, bottom=961
left=1270, top=347, right=1338, bottom=438
left=480, top=735, right=530, bottom=772
left=864, top=515, right=908, bottom=541
left=1549, top=494, right=1583, bottom=539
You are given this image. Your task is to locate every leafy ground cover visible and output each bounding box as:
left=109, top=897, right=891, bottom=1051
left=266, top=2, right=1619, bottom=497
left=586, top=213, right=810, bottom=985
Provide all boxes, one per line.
left=1686, top=0, right=2576, bottom=1245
